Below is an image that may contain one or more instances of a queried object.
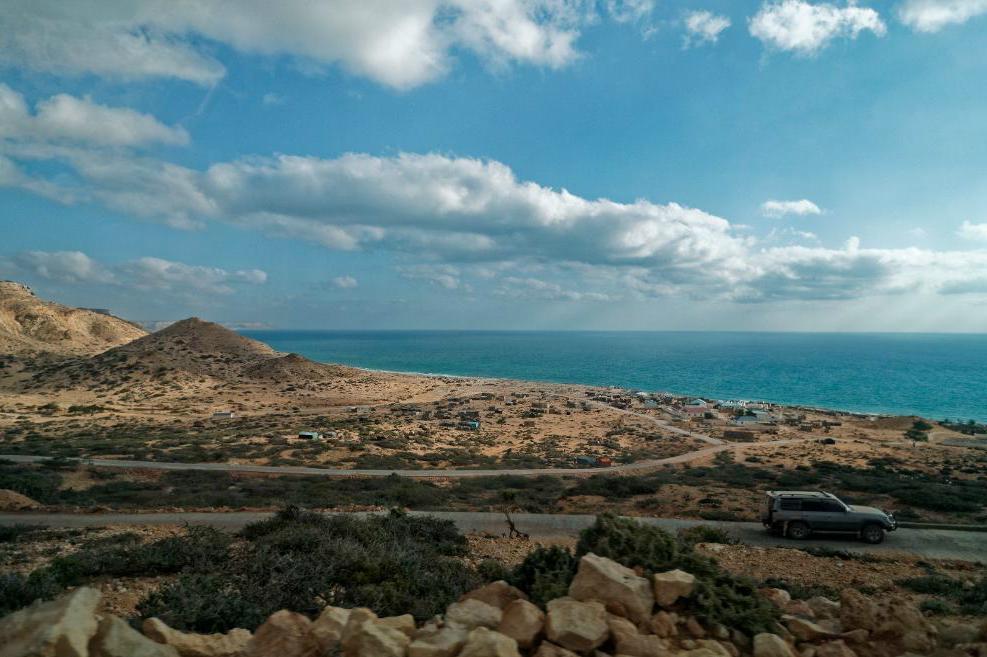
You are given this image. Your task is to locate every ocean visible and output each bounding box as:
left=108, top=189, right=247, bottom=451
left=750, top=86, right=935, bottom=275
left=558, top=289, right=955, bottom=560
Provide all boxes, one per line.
left=241, top=331, right=987, bottom=422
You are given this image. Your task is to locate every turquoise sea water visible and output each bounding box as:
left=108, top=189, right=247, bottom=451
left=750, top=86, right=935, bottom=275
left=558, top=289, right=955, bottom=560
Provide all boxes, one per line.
left=241, top=331, right=987, bottom=422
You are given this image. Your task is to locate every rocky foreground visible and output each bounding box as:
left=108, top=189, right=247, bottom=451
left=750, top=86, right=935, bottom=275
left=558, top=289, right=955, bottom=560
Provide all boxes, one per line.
left=2, top=553, right=986, bottom=657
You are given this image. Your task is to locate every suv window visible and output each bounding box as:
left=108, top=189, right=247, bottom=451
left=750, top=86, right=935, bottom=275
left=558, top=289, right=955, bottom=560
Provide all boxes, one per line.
left=779, top=499, right=801, bottom=510
left=802, top=500, right=844, bottom=512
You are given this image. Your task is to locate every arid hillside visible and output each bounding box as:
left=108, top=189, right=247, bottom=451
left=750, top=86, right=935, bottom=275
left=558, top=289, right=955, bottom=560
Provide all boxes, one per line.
left=0, top=281, right=146, bottom=357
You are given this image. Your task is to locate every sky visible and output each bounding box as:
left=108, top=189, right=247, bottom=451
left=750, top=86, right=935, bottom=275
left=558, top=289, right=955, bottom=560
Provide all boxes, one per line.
left=1, top=0, right=987, bottom=332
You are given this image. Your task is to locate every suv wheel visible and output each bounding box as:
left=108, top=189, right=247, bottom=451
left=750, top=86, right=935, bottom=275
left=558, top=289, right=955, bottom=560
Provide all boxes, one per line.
left=786, top=521, right=810, bottom=540
left=861, top=524, right=885, bottom=544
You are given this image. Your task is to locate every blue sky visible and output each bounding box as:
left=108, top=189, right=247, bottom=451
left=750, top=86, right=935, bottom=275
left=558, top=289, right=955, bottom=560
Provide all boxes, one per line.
left=2, top=0, right=987, bottom=331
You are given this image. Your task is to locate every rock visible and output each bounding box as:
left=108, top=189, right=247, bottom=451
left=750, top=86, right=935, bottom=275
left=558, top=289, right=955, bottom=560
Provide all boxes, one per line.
left=940, top=623, right=981, bottom=647
left=90, top=615, right=179, bottom=657
left=498, top=600, right=544, bottom=649
left=805, top=597, right=840, bottom=620
left=653, top=570, right=696, bottom=608
left=461, top=581, right=528, bottom=610
left=458, top=627, right=521, bottom=657
left=0, top=488, right=43, bottom=511
left=311, top=607, right=351, bottom=654
left=837, top=591, right=878, bottom=633
left=813, top=640, right=856, bottom=657
left=784, top=601, right=815, bottom=619
left=753, top=633, right=797, bottom=657
left=408, top=626, right=469, bottom=657
left=685, top=617, right=706, bottom=638
left=760, top=589, right=792, bottom=610
left=569, top=553, right=654, bottom=624
left=0, top=587, right=101, bottom=657
left=784, top=617, right=839, bottom=642
left=245, top=610, right=317, bottom=657
left=545, top=598, right=609, bottom=653
left=340, top=615, right=410, bottom=657
left=650, top=611, right=678, bottom=638
left=533, top=642, right=580, bottom=657
left=142, top=618, right=251, bottom=657
left=446, top=599, right=503, bottom=630
left=608, top=615, right=670, bottom=656
left=838, top=630, right=868, bottom=645
left=380, top=615, right=416, bottom=637
left=694, top=640, right=732, bottom=657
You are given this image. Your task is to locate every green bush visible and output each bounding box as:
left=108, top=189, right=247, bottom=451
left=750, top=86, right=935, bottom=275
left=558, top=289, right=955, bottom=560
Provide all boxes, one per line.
left=677, top=525, right=740, bottom=547
left=508, top=545, right=577, bottom=606
left=0, top=524, right=45, bottom=544
left=137, top=574, right=266, bottom=633
left=0, top=571, right=64, bottom=616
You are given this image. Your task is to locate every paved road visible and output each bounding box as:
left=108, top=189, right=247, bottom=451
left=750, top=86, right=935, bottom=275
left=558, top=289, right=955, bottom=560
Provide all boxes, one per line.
left=0, top=439, right=806, bottom=479
left=1, top=511, right=982, bottom=561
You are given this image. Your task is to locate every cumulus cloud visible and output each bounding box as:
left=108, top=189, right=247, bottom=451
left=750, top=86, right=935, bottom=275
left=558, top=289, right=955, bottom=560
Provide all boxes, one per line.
left=6, top=131, right=987, bottom=304
left=0, top=0, right=607, bottom=90
left=760, top=199, right=823, bottom=218
left=331, top=275, right=359, bottom=289
left=958, top=221, right=987, bottom=241
left=683, top=11, right=732, bottom=46
left=898, top=0, right=987, bottom=31
left=0, top=84, right=187, bottom=148
left=5, top=251, right=116, bottom=284
left=2, top=251, right=267, bottom=296
left=606, top=0, right=655, bottom=23
left=749, top=0, right=886, bottom=54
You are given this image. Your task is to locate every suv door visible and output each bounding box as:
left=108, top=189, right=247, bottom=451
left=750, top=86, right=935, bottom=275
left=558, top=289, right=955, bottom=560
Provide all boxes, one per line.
left=800, top=499, right=841, bottom=531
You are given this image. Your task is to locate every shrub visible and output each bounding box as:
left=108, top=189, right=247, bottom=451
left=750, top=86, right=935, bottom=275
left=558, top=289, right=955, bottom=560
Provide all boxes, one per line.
left=0, top=524, right=45, bottom=544
left=508, top=546, right=577, bottom=606
left=897, top=575, right=959, bottom=595
left=677, top=525, right=740, bottom=547
left=919, top=599, right=955, bottom=616
left=137, top=575, right=265, bottom=633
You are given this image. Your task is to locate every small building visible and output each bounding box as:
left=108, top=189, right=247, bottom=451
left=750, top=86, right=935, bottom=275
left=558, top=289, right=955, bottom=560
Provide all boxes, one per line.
left=298, top=431, right=323, bottom=440
left=723, top=429, right=757, bottom=441
left=457, top=420, right=481, bottom=431
left=212, top=411, right=235, bottom=419
left=730, top=415, right=761, bottom=426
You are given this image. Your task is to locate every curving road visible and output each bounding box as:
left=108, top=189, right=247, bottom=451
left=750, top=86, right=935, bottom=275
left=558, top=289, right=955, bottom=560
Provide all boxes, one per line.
left=0, top=510, right=982, bottom=561
left=0, top=439, right=806, bottom=479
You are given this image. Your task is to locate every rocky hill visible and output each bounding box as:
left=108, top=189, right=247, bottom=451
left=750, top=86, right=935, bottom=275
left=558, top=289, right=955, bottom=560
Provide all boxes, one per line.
left=22, top=316, right=362, bottom=392
left=0, top=281, right=146, bottom=356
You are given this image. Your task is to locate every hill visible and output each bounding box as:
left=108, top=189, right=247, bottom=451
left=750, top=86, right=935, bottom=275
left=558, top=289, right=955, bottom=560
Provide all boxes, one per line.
left=0, top=281, right=146, bottom=356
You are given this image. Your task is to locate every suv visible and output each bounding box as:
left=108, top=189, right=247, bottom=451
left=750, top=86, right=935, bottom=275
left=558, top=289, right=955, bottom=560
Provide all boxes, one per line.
left=761, top=491, right=896, bottom=544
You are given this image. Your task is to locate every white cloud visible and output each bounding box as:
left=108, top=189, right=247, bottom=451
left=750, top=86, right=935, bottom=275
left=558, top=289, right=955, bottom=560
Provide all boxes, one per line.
left=898, top=0, right=987, bottom=31
left=606, top=0, right=655, bottom=23
left=760, top=199, right=823, bottom=218
left=332, top=275, right=359, bottom=288
left=958, top=221, right=987, bottom=241
left=683, top=11, right=732, bottom=46
left=749, top=1, right=886, bottom=54
left=0, top=84, right=187, bottom=148
left=2, top=251, right=267, bottom=296
left=907, top=227, right=928, bottom=239
left=0, top=1, right=606, bottom=90
left=495, top=277, right=614, bottom=301
left=261, top=93, right=286, bottom=107
left=7, top=138, right=987, bottom=304
left=6, top=251, right=116, bottom=284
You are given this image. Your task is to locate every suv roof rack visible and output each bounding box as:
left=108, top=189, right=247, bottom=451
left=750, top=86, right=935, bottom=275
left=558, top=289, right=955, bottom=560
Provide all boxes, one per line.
left=765, top=490, right=836, bottom=499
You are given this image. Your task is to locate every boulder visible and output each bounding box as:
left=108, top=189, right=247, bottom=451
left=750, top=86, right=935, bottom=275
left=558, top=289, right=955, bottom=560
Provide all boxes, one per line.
left=650, top=611, right=678, bottom=638
left=569, top=553, right=654, bottom=624
left=759, top=589, right=792, bottom=610
left=90, top=615, right=179, bottom=657
left=608, top=616, right=670, bottom=657
left=533, top=643, right=579, bottom=657
left=691, top=641, right=733, bottom=657
left=408, top=626, right=469, bottom=657
left=805, top=597, right=840, bottom=620
left=545, top=598, right=609, bottom=653
left=498, top=599, right=544, bottom=648
left=685, top=617, right=706, bottom=638
left=813, top=640, right=856, bottom=657
left=653, top=570, right=696, bottom=608
left=458, top=627, right=521, bottom=657
left=340, top=615, right=410, bottom=657
left=311, top=607, right=351, bottom=654
left=380, top=615, right=416, bottom=637
left=753, top=633, right=797, bottom=657
left=446, top=599, right=503, bottom=630
left=0, top=587, right=101, bottom=657
left=245, top=610, right=317, bottom=657
left=461, top=581, right=528, bottom=610
left=784, top=617, right=839, bottom=642
left=940, top=623, right=981, bottom=647
left=837, top=591, right=878, bottom=633
left=142, top=618, right=251, bottom=657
